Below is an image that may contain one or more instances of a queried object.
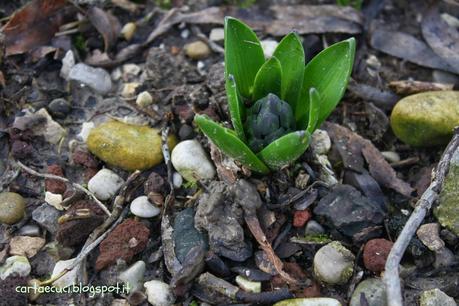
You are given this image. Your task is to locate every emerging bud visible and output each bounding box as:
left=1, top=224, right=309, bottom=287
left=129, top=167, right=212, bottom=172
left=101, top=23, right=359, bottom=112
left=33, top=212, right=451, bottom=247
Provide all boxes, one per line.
left=245, top=93, right=296, bottom=152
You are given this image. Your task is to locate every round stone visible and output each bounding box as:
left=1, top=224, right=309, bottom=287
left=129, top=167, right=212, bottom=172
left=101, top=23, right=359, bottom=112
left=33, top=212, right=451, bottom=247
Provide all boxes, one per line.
left=184, top=41, right=211, bottom=60
left=350, top=278, right=387, bottom=306
left=171, top=140, right=216, bottom=182
left=130, top=196, right=160, bottom=218
left=0, top=192, right=26, bottom=225
left=313, top=241, right=355, bottom=285
left=48, top=98, right=71, bottom=119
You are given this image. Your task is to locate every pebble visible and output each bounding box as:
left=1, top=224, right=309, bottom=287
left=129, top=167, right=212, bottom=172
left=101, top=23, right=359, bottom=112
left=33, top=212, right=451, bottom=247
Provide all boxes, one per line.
left=313, top=241, right=355, bottom=285
left=417, top=223, right=444, bottom=251
left=118, top=260, right=145, bottom=292
left=293, top=210, right=311, bottom=228
left=60, top=50, right=75, bottom=80
left=136, top=91, right=154, bottom=107
left=260, top=39, right=279, bottom=58
left=235, top=275, right=261, bottom=293
left=121, top=22, right=136, bottom=41
left=173, top=208, right=208, bottom=263
left=122, top=63, right=142, bottom=79
left=363, top=239, right=393, bottom=273
left=0, top=192, right=26, bottom=225
left=184, top=41, right=211, bottom=60
left=0, top=256, right=31, bottom=280
left=144, top=280, right=175, bottom=306
left=32, top=203, right=60, bottom=234
left=51, top=258, right=78, bottom=288
left=178, top=124, right=194, bottom=140
left=17, top=224, right=41, bottom=237
left=48, top=98, right=71, bottom=119
left=121, top=82, right=140, bottom=99
left=209, top=28, right=224, bottom=42
left=130, top=196, right=160, bottom=218
left=45, top=191, right=64, bottom=210
left=35, top=108, right=66, bottom=144
left=419, top=288, right=457, bottom=306
left=350, top=278, right=387, bottom=306
left=381, top=151, right=401, bottom=163
left=68, top=63, right=112, bottom=94
left=172, top=172, right=183, bottom=188
left=274, top=297, right=342, bottom=306
left=305, top=220, right=325, bottom=236
left=171, top=140, right=216, bottom=182
left=77, top=121, right=95, bottom=142
left=45, top=164, right=67, bottom=194
left=310, top=129, right=331, bottom=155
left=390, top=91, right=459, bottom=146
left=88, top=169, right=125, bottom=201
left=9, top=236, right=45, bottom=258
left=87, top=121, right=177, bottom=171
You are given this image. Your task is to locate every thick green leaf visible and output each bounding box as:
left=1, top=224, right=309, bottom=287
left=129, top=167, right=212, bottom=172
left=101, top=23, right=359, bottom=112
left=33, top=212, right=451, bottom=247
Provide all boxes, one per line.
left=306, top=87, right=320, bottom=134
left=297, top=38, right=356, bottom=130
left=226, top=74, right=246, bottom=140
left=225, top=17, right=265, bottom=99
left=252, top=56, right=282, bottom=102
left=257, top=130, right=311, bottom=170
left=273, top=32, right=305, bottom=110
left=194, top=114, right=270, bottom=174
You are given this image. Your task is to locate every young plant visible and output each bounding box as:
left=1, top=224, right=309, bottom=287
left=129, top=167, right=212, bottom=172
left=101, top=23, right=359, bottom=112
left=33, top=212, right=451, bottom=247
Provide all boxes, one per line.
left=195, top=17, right=355, bottom=174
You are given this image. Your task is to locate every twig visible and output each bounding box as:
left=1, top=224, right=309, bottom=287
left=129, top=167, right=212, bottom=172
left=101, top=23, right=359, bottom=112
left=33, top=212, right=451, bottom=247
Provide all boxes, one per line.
left=161, top=124, right=175, bottom=212
left=384, top=127, right=459, bottom=306
left=14, top=160, right=111, bottom=216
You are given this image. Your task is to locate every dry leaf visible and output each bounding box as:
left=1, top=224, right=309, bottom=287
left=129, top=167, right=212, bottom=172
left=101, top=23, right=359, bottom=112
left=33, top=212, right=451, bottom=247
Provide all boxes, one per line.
left=87, top=7, right=121, bottom=52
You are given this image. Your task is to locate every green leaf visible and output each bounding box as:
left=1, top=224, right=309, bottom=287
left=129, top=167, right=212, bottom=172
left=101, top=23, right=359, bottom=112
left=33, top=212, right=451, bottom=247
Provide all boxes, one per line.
left=225, top=17, right=265, bottom=99
left=252, top=56, right=282, bottom=102
left=273, top=32, right=305, bottom=110
left=306, top=87, right=320, bottom=134
left=194, top=114, right=270, bottom=174
left=226, top=74, right=246, bottom=141
left=297, top=38, right=356, bottom=130
left=257, top=130, right=311, bottom=170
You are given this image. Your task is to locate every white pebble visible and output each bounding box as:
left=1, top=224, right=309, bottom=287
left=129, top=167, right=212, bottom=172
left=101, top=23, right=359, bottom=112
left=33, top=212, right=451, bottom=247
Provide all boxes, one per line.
left=136, top=91, right=154, bottom=107
left=171, top=140, right=216, bottom=182
left=51, top=258, right=78, bottom=288
left=78, top=122, right=95, bottom=142
left=381, top=151, right=401, bottom=163
left=172, top=172, right=183, bottom=188
left=121, top=22, right=136, bottom=41
left=311, top=129, right=331, bottom=155
left=0, top=256, right=31, bottom=280
left=118, top=260, right=146, bottom=292
left=209, top=28, right=224, bottom=42
left=144, top=280, right=175, bottom=306
left=60, top=50, right=75, bottom=80
left=235, top=275, right=261, bottom=293
left=260, top=39, right=279, bottom=58
left=45, top=191, right=64, bottom=210
left=88, top=169, right=125, bottom=201
left=121, top=82, right=140, bottom=99
left=130, top=196, right=160, bottom=218
left=68, top=63, right=112, bottom=94
left=313, top=241, right=355, bottom=285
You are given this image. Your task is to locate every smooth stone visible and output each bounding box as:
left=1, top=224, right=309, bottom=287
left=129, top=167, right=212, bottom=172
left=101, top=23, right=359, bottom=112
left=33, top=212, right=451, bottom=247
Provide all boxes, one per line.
left=77, top=121, right=95, bottom=142
left=0, top=256, right=31, bottom=280
left=274, top=297, right=342, bottom=306
left=313, top=241, right=355, bottom=285
left=172, top=172, right=183, bottom=188
left=305, top=220, right=325, bottom=236
left=60, top=50, right=75, bottom=80
left=171, top=140, right=216, bottom=182
left=144, top=280, right=175, bottom=306
left=48, top=98, right=71, bottom=119
left=381, top=151, right=401, bottom=163
left=68, top=63, right=112, bottom=94
left=310, top=129, right=331, bottom=155
left=136, top=91, right=154, bottom=107
left=32, top=203, right=60, bottom=234
left=209, top=28, right=224, bottom=42
left=118, top=260, right=145, bottom=292
left=121, top=22, right=136, bottom=41
left=88, top=168, right=125, bottom=201
left=45, top=191, right=64, bottom=210
left=417, top=223, right=444, bottom=251
left=184, top=41, right=211, bottom=60
left=350, top=278, right=387, bottom=306
left=130, top=196, right=160, bottom=218
left=261, top=39, right=279, bottom=58
left=434, top=147, right=459, bottom=236
left=51, top=258, right=78, bottom=288
left=235, top=275, right=261, bottom=293
left=87, top=121, right=177, bottom=171
left=390, top=91, right=459, bottom=147
left=0, top=192, right=26, bottom=225
left=419, top=288, right=457, bottom=306
left=121, top=82, right=140, bottom=99
left=9, top=236, right=45, bottom=258
left=17, top=224, right=41, bottom=237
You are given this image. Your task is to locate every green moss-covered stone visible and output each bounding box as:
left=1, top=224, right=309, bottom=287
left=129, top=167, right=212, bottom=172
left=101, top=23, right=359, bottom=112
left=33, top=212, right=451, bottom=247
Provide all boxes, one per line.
left=0, top=192, right=26, bottom=225
left=274, top=297, right=342, bottom=306
left=434, top=148, right=459, bottom=236
left=390, top=91, right=459, bottom=147
left=87, top=121, right=177, bottom=171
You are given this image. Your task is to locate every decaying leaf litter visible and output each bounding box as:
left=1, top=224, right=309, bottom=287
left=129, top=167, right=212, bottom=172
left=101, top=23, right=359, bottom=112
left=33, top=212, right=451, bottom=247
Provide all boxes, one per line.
left=0, top=0, right=458, bottom=306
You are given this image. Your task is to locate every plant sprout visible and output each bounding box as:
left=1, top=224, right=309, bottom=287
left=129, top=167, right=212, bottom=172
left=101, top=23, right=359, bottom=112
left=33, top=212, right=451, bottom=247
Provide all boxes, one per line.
left=195, top=17, right=355, bottom=174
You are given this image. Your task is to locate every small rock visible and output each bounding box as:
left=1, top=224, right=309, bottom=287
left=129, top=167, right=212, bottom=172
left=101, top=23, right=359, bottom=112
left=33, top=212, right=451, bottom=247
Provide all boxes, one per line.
left=419, top=288, right=457, bottom=306
left=118, top=260, right=145, bottom=292
left=144, top=280, right=175, bottom=306
left=136, top=91, right=153, bottom=108
left=130, top=196, right=160, bottom=218
left=390, top=91, right=459, bottom=146
left=72, top=149, right=99, bottom=168
left=88, top=168, right=125, bottom=201
left=68, top=63, right=112, bottom=94
left=363, top=238, right=393, bottom=273
left=417, top=223, right=444, bottom=251
left=178, top=124, right=195, bottom=140
left=350, top=278, right=387, bottom=306
left=32, top=203, right=60, bottom=234
left=17, top=224, right=40, bottom=237
left=144, top=172, right=166, bottom=194
left=51, top=258, right=77, bottom=288
left=111, top=299, right=130, bottom=306
left=381, top=151, right=400, bottom=163
left=45, top=164, right=67, bottom=194
left=274, top=297, right=342, bottom=306
left=235, top=275, right=261, bottom=293
left=87, top=121, right=177, bottom=171
left=0, top=192, right=26, bottom=225
left=45, top=192, right=63, bottom=210
left=9, top=236, right=45, bottom=258
left=77, top=121, right=95, bottom=142
left=313, top=241, right=355, bottom=285
left=174, top=208, right=208, bottom=263
left=293, top=210, right=311, bottom=228
left=121, top=22, right=136, bottom=41
left=305, top=220, right=325, bottom=236
left=48, top=98, right=71, bottom=119
left=261, top=39, right=279, bottom=58
left=209, top=28, right=224, bottom=42
left=0, top=256, right=31, bottom=280
left=122, top=64, right=142, bottom=80
left=33, top=108, right=66, bottom=144
left=60, top=50, right=75, bottom=80
left=121, top=82, right=140, bottom=99
left=172, top=172, right=183, bottom=188
left=295, top=170, right=310, bottom=190
left=184, top=41, right=211, bottom=60
left=11, top=140, right=33, bottom=159
left=434, top=247, right=456, bottom=268
left=310, top=129, right=331, bottom=155
left=171, top=139, right=216, bottom=182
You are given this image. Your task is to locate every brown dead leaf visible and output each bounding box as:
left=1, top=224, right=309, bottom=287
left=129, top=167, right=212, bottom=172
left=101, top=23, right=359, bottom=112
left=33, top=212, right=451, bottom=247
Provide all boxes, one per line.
left=2, top=0, right=73, bottom=56
left=87, top=7, right=121, bottom=52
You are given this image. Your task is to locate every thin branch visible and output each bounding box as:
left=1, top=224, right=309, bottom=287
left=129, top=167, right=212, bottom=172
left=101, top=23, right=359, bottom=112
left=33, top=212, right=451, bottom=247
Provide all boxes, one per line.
left=14, top=160, right=111, bottom=216
left=161, top=124, right=175, bottom=212
left=384, top=127, right=459, bottom=306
